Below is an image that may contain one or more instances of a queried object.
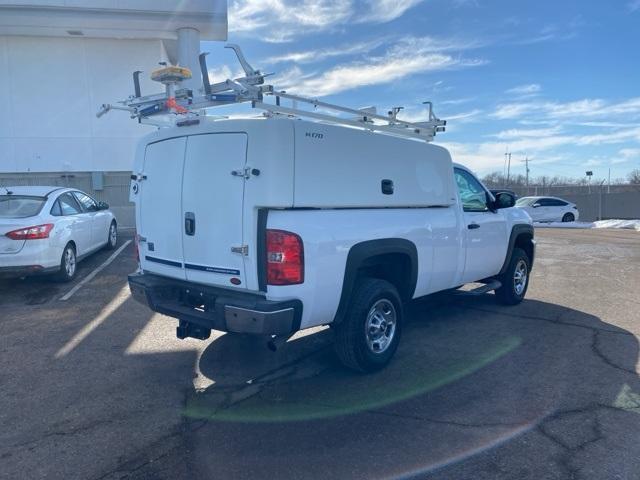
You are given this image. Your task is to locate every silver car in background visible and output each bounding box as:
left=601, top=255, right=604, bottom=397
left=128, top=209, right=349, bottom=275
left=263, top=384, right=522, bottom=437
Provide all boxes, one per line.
left=0, top=186, right=117, bottom=281
left=516, top=196, right=580, bottom=223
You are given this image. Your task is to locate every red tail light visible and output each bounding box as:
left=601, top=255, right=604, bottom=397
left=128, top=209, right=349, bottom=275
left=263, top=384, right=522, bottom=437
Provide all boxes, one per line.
left=266, top=229, right=304, bottom=285
left=6, top=223, right=54, bottom=240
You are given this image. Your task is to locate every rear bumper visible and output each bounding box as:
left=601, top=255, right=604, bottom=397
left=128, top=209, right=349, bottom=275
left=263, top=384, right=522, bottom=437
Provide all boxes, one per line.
left=128, top=272, right=302, bottom=336
left=0, top=264, right=58, bottom=278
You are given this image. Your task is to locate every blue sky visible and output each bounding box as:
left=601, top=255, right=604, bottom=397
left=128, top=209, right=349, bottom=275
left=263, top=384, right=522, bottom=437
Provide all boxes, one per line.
left=202, top=0, right=640, bottom=181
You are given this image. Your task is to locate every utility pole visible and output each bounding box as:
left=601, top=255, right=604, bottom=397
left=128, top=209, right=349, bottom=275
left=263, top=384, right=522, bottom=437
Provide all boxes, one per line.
left=503, top=150, right=508, bottom=187
left=525, top=156, right=530, bottom=194
left=608, top=167, right=611, bottom=194
left=506, top=151, right=512, bottom=186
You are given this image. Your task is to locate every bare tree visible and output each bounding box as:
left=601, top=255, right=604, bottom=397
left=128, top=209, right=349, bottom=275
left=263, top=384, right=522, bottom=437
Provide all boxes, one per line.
left=628, top=169, right=640, bottom=185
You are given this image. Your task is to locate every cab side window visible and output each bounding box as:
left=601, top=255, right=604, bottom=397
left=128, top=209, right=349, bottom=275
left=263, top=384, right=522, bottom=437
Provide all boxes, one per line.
left=57, top=193, right=83, bottom=216
left=73, top=192, right=98, bottom=212
left=454, top=168, right=489, bottom=212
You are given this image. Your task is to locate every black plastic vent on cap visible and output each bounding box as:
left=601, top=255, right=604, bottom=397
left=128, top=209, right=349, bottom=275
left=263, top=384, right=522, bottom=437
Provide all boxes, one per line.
left=381, top=179, right=394, bottom=195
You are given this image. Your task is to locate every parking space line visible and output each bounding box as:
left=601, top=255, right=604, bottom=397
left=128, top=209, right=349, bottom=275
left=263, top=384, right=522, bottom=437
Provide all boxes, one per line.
left=55, top=285, right=130, bottom=358
left=59, top=240, right=132, bottom=301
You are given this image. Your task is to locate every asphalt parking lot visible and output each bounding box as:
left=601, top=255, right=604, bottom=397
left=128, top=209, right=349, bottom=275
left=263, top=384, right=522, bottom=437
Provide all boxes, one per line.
left=1, top=228, right=639, bottom=480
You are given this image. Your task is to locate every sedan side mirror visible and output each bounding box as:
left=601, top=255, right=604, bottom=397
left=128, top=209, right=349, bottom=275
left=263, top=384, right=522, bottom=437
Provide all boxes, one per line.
left=97, top=201, right=109, bottom=210
left=532, top=203, right=541, bottom=208
left=494, top=192, right=516, bottom=209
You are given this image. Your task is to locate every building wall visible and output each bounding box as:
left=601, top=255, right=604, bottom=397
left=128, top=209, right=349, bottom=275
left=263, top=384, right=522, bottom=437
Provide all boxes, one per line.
left=0, top=35, right=166, bottom=173
left=509, top=185, right=640, bottom=221
left=558, top=192, right=640, bottom=222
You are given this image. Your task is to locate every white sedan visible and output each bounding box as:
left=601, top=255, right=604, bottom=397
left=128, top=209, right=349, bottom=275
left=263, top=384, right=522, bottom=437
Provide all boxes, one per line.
left=0, top=186, right=117, bottom=281
left=515, top=196, right=580, bottom=223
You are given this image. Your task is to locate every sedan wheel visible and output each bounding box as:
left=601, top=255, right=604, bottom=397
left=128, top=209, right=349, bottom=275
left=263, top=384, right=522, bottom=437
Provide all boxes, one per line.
left=106, top=222, right=117, bottom=250
left=56, top=244, right=76, bottom=282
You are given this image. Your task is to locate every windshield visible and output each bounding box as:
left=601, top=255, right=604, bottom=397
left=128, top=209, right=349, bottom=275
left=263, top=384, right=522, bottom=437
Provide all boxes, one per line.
left=515, top=197, right=535, bottom=206
left=0, top=195, right=46, bottom=218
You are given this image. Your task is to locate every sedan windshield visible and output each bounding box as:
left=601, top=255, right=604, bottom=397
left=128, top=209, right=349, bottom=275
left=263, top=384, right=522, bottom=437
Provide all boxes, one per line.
left=0, top=195, right=46, bottom=218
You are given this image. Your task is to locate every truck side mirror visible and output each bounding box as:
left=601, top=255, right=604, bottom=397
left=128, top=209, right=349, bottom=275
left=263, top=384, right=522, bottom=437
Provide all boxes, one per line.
left=494, top=192, right=516, bottom=209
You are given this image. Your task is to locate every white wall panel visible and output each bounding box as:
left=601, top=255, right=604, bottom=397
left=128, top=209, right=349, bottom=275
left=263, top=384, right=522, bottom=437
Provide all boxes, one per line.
left=0, top=36, right=164, bottom=173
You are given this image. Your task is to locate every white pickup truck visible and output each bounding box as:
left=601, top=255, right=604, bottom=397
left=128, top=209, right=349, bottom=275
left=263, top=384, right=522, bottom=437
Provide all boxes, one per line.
left=127, top=115, right=535, bottom=372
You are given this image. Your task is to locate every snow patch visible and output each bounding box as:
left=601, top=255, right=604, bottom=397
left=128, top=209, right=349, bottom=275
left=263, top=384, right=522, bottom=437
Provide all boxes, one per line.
left=534, top=219, right=640, bottom=231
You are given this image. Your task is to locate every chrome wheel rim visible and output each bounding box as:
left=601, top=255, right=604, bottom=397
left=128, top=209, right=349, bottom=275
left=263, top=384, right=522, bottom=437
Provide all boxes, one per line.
left=513, top=259, right=528, bottom=296
left=65, top=248, right=76, bottom=277
left=109, top=224, right=117, bottom=246
left=365, top=299, right=397, bottom=354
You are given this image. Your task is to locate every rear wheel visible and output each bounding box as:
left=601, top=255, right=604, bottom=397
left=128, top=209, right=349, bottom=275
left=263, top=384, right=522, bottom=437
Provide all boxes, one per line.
left=56, top=244, right=77, bottom=283
left=562, top=213, right=575, bottom=222
left=105, top=221, right=117, bottom=250
left=495, top=247, right=530, bottom=305
left=334, top=278, right=403, bottom=373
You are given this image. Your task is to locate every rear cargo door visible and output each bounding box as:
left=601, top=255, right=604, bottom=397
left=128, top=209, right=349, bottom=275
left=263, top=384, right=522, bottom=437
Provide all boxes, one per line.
left=139, top=137, right=187, bottom=279
left=182, top=133, right=248, bottom=288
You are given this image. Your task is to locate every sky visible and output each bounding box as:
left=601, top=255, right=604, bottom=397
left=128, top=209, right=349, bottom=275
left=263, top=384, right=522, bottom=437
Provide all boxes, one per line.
left=202, top=0, right=640, bottom=182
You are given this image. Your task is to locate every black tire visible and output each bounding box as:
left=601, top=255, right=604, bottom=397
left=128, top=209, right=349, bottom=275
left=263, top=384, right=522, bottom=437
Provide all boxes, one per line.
left=105, top=221, right=117, bottom=250
left=56, top=243, right=77, bottom=283
left=334, top=278, right=403, bottom=373
left=562, top=213, right=575, bottom=223
left=495, top=247, right=530, bottom=305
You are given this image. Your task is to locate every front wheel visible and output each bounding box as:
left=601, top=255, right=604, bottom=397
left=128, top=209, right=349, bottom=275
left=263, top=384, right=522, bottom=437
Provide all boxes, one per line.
left=562, top=213, right=575, bottom=222
left=495, top=247, right=530, bottom=305
left=334, top=278, right=403, bottom=373
left=105, top=221, right=117, bottom=250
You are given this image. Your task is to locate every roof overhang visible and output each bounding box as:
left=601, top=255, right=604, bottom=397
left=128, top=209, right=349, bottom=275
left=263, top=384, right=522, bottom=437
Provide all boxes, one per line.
left=0, top=1, right=227, bottom=40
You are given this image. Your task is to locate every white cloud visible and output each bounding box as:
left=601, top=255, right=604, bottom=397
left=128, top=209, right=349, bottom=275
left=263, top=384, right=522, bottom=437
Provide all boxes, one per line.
left=228, top=0, right=426, bottom=41
left=619, top=148, right=640, bottom=159
left=273, top=52, right=484, bottom=97
left=207, top=65, right=233, bottom=82
left=575, top=127, right=640, bottom=146
left=440, top=125, right=640, bottom=173
left=506, top=84, right=541, bottom=95
left=265, top=38, right=386, bottom=64
left=358, top=0, right=426, bottom=22
left=491, top=97, right=640, bottom=122
left=445, top=109, right=483, bottom=122
left=269, top=35, right=486, bottom=96
left=440, top=97, right=474, bottom=106
left=229, top=0, right=353, bottom=41
left=492, top=126, right=563, bottom=139
left=628, top=0, right=640, bottom=12
left=266, top=35, right=482, bottom=65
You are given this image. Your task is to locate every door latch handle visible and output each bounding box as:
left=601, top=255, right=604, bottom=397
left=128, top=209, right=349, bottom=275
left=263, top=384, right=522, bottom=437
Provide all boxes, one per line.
left=185, top=212, right=196, bottom=236
left=468, top=223, right=480, bottom=229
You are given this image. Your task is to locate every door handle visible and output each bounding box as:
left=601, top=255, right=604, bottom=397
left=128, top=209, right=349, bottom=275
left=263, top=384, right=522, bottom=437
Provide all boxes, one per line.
left=185, top=212, right=196, bottom=236
left=468, top=223, right=480, bottom=229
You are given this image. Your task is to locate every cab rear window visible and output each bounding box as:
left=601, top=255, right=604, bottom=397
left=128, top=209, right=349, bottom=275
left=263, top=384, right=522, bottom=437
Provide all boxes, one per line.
left=0, top=195, right=46, bottom=218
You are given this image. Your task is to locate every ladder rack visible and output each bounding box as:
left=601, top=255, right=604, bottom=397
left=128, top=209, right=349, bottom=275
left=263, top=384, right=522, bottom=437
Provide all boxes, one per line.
left=96, top=44, right=446, bottom=143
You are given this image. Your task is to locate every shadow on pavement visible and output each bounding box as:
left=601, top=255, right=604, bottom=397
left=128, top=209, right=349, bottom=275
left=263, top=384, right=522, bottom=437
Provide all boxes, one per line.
left=182, top=294, right=640, bottom=480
